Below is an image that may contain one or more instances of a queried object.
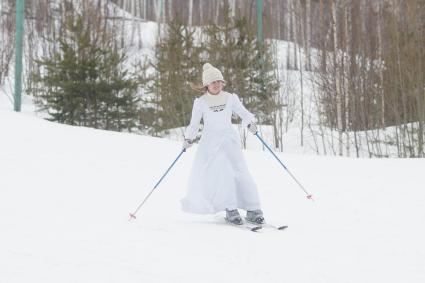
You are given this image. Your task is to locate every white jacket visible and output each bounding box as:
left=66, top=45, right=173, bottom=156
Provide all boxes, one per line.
left=181, top=91, right=261, bottom=214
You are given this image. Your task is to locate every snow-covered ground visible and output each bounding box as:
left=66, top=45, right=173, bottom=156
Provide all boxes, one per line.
left=1, top=109, right=424, bottom=283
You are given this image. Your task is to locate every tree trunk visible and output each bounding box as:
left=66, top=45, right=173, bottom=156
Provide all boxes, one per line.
left=291, top=0, right=298, bottom=69
left=330, top=0, right=343, bottom=156
left=298, top=44, right=305, bottom=147
left=188, top=0, right=193, bottom=26
left=199, top=0, right=204, bottom=24
left=276, top=0, right=281, bottom=40
left=230, top=0, right=235, bottom=18
left=143, top=0, right=147, bottom=19
left=297, top=0, right=305, bottom=146
left=286, top=0, right=291, bottom=69
left=305, top=0, right=312, bottom=70
left=215, top=0, right=221, bottom=24
left=344, top=1, right=350, bottom=156
left=167, top=0, right=172, bottom=22
left=376, top=1, right=385, bottom=128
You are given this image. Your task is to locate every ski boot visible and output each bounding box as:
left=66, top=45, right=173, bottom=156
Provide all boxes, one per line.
left=246, top=210, right=265, bottom=224
left=226, top=209, right=243, bottom=225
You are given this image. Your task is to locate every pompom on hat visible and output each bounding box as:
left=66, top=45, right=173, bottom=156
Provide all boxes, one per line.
left=202, top=63, right=225, bottom=87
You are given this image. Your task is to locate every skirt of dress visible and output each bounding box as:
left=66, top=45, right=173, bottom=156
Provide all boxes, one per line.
left=181, top=129, right=261, bottom=214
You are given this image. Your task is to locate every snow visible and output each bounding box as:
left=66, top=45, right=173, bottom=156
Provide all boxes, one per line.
left=1, top=109, right=424, bottom=283
left=1, top=3, right=424, bottom=280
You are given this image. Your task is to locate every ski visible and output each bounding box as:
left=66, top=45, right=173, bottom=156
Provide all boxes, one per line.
left=225, top=218, right=262, bottom=232
left=261, top=223, right=288, bottom=230
left=245, top=219, right=288, bottom=231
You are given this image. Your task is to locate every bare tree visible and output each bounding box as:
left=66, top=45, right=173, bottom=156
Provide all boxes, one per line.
left=330, top=0, right=343, bottom=155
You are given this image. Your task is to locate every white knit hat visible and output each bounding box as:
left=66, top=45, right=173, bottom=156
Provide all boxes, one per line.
left=202, top=63, right=225, bottom=87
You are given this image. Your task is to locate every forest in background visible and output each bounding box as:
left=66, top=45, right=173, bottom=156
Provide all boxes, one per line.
left=1, top=0, right=424, bottom=157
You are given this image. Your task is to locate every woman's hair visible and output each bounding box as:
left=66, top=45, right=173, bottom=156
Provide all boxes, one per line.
left=189, top=82, right=208, bottom=93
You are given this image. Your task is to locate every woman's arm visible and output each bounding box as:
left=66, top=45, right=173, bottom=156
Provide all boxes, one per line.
left=231, top=94, right=256, bottom=128
left=184, top=98, right=203, bottom=140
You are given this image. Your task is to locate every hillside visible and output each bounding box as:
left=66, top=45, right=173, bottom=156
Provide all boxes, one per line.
left=1, top=110, right=424, bottom=283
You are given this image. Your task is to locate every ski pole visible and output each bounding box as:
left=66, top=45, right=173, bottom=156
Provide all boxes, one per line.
left=129, top=149, right=186, bottom=220
left=254, top=132, right=314, bottom=201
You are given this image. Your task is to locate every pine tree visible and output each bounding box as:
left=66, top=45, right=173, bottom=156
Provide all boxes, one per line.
left=32, top=14, right=140, bottom=132
left=203, top=1, right=280, bottom=125
left=249, top=40, right=281, bottom=125
left=147, top=17, right=203, bottom=135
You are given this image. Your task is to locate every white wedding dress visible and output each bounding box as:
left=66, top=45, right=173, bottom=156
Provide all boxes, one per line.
left=181, top=91, right=261, bottom=214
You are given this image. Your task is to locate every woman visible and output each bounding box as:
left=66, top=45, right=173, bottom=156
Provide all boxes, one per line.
left=181, top=63, right=265, bottom=225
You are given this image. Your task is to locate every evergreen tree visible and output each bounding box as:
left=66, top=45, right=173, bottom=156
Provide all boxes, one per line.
left=203, top=1, right=280, bottom=125
left=147, top=17, right=203, bottom=135
left=32, top=14, right=140, bottom=132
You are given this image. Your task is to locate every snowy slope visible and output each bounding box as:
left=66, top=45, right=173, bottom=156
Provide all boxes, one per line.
left=1, top=110, right=425, bottom=283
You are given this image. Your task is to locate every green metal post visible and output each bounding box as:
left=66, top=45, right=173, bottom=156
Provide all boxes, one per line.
left=14, top=0, right=25, bottom=112
left=257, top=0, right=263, bottom=45
left=159, top=0, right=163, bottom=21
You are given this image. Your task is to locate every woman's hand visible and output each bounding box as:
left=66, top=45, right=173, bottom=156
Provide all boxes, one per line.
left=182, top=139, right=194, bottom=150
left=247, top=123, right=258, bottom=135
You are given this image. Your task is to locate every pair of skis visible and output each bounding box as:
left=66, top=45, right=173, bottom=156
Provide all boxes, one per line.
left=225, top=218, right=288, bottom=232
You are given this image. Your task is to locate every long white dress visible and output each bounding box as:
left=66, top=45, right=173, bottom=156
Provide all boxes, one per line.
left=181, top=91, right=261, bottom=214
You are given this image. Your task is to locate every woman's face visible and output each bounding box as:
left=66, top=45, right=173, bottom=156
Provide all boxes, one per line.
left=207, top=80, right=224, bottom=95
